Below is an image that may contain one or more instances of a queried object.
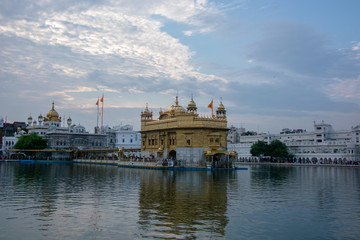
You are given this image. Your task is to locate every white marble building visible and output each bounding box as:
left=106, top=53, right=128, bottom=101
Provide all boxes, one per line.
left=228, top=121, right=360, bottom=163
left=26, top=102, right=107, bottom=150
left=101, top=124, right=141, bottom=149
left=101, top=124, right=141, bottom=156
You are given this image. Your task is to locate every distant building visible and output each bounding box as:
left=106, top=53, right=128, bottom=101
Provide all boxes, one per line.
left=0, top=117, right=26, bottom=148
left=0, top=118, right=26, bottom=154
left=26, top=102, right=107, bottom=150
left=101, top=124, right=141, bottom=156
left=2, top=135, right=17, bottom=154
left=140, top=96, right=228, bottom=167
left=227, top=125, right=245, bottom=144
left=228, top=121, right=360, bottom=163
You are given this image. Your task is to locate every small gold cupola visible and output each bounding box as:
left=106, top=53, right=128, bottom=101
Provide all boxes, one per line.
left=187, top=95, right=197, bottom=113
left=216, top=98, right=226, bottom=118
left=141, top=103, right=153, bottom=121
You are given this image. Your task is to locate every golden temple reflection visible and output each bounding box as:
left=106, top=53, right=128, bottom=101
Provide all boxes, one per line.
left=137, top=170, right=236, bottom=238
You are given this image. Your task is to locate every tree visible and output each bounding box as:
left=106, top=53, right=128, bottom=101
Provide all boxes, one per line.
left=242, top=131, right=257, bottom=136
left=13, top=133, right=47, bottom=149
left=250, top=140, right=268, bottom=156
left=250, top=140, right=292, bottom=159
left=267, top=140, right=291, bottom=158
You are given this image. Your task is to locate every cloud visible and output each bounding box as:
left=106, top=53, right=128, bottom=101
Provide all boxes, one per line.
left=222, top=21, right=360, bottom=115
left=0, top=1, right=359, bottom=133
left=0, top=0, right=230, bottom=100
left=247, top=21, right=336, bottom=77
left=352, top=41, right=360, bottom=51
left=52, top=64, right=87, bottom=78
left=327, top=76, right=360, bottom=99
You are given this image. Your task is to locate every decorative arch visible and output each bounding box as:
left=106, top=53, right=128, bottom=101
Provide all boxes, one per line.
left=168, top=150, right=176, bottom=160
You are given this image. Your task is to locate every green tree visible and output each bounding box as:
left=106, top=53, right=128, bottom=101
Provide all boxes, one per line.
left=13, top=133, right=47, bottom=149
left=250, top=140, right=268, bottom=156
left=250, top=140, right=292, bottom=159
left=242, top=131, right=257, bottom=136
left=267, top=140, right=290, bottom=158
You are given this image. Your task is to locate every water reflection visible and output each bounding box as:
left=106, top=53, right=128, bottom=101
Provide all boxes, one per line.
left=0, top=162, right=120, bottom=237
left=250, top=165, right=293, bottom=185
left=137, top=170, right=235, bottom=239
left=244, top=165, right=360, bottom=240
left=1, top=162, right=360, bottom=240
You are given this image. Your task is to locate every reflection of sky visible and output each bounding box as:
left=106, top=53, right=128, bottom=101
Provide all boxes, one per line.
left=0, top=163, right=360, bottom=239
left=0, top=163, right=142, bottom=239
left=226, top=166, right=360, bottom=240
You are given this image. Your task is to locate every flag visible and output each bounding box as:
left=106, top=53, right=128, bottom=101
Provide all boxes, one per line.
left=96, top=99, right=99, bottom=105
left=208, top=100, right=213, bottom=109
left=100, top=96, right=104, bottom=103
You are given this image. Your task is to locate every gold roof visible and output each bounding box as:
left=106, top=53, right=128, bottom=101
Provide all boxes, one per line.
left=187, top=98, right=196, bottom=108
left=45, top=101, right=61, bottom=122
left=166, top=96, right=186, bottom=113
left=217, top=102, right=225, bottom=111
left=142, top=103, right=152, bottom=116
left=217, top=98, right=226, bottom=111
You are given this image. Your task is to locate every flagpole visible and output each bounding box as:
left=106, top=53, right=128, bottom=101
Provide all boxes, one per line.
left=208, top=100, right=213, bottom=118
left=4, top=116, right=7, bottom=156
left=211, top=99, right=213, bottom=118
left=96, top=98, right=99, bottom=134
left=101, top=94, right=104, bottom=132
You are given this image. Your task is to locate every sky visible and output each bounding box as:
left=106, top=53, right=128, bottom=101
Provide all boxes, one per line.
left=0, top=0, right=359, bottom=133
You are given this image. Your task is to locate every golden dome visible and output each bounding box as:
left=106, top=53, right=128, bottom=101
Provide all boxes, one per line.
left=187, top=96, right=197, bottom=113
left=141, top=103, right=153, bottom=120
left=143, top=106, right=150, bottom=114
left=216, top=98, right=226, bottom=118
left=217, top=102, right=225, bottom=111
left=45, top=101, right=61, bottom=122
left=188, top=98, right=196, bottom=108
left=166, top=96, right=186, bottom=113
left=142, top=103, right=152, bottom=115
left=167, top=104, right=186, bottom=113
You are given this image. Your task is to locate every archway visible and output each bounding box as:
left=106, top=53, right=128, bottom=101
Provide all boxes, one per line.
left=168, top=150, right=176, bottom=160
left=212, top=153, right=230, bottom=168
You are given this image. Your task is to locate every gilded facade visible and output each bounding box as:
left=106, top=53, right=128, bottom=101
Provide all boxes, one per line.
left=140, top=96, right=229, bottom=167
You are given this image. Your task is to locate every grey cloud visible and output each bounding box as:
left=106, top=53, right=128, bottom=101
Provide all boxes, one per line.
left=247, top=22, right=338, bottom=77
left=225, top=79, right=360, bottom=115
left=0, top=0, right=105, bottom=20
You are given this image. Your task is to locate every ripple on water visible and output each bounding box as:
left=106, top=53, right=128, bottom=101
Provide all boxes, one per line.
left=1, top=163, right=360, bottom=240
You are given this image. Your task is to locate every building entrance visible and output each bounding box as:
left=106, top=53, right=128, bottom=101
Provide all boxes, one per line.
left=169, top=150, right=176, bottom=160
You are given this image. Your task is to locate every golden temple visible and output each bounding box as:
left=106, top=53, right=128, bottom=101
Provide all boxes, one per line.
left=140, top=96, right=230, bottom=167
